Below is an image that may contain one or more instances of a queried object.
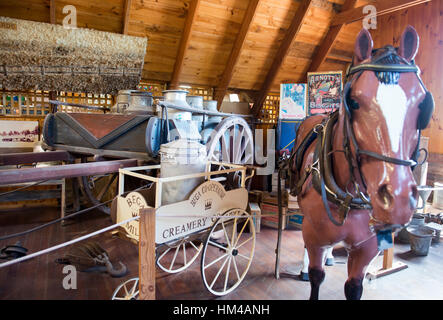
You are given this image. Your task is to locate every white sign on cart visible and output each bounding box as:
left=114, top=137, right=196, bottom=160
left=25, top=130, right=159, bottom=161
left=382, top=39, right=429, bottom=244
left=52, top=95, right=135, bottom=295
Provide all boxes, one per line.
left=116, top=180, right=248, bottom=244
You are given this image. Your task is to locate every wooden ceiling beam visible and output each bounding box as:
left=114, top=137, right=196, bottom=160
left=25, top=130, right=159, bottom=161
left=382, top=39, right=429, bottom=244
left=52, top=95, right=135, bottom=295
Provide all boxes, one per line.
left=50, top=0, right=56, bottom=24
left=169, top=0, right=201, bottom=89
left=327, top=53, right=353, bottom=63
left=214, top=0, right=261, bottom=108
left=300, top=0, right=357, bottom=82
left=252, top=0, right=313, bottom=116
left=122, top=0, right=132, bottom=34
left=331, top=0, right=432, bottom=26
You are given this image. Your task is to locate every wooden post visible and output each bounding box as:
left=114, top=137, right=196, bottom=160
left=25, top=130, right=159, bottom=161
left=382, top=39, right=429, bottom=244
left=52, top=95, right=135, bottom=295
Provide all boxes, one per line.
left=139, top=207, right=156, bottom=300
left=382, top=242, right=394, bottom=270
left=367, top=233, right=408, bottom=280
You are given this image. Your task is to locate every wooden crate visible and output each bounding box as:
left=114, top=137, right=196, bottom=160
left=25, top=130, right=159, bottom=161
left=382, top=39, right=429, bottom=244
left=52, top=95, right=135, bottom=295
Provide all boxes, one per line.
left=260, top=202, right=287, bottom=230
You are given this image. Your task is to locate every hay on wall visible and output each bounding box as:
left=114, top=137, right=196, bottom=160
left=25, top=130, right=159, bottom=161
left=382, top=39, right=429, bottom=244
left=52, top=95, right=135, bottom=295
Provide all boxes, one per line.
left=0, top=17, right=148, bottom=95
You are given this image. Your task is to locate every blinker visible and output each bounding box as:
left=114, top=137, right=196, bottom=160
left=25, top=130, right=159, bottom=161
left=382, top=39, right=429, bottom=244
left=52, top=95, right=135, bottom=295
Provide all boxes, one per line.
left=417, top=91, right=434, bottom=130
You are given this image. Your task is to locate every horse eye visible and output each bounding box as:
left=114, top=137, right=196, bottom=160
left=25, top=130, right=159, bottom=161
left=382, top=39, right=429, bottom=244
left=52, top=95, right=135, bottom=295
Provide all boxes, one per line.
left=351, top=99, right=359, bottom=109
left=347, top=98, right=360, bottom=110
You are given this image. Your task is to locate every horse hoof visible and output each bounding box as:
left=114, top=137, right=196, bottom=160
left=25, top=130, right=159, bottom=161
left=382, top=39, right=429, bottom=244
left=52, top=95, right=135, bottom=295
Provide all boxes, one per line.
left=297, top=272, right=310, bottom=281
left=325, top=258, right=335, bottom=266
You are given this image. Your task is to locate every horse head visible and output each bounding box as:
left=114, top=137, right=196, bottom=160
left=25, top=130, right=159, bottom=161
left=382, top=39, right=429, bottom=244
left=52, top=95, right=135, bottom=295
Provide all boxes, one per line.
left=343, top=26, right=434, bottom=232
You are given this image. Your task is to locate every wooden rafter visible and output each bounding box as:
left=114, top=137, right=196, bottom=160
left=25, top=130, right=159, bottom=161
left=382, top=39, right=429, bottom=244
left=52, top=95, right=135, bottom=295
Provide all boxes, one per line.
left=122, top=0, right=132, bottom=35
left=252, top=0, right=313, bottom=117
left=50, top=0, right=56, bottom=24
left=301, top=0, right=357, bottom=82
left=169, top=0, right=201, bottom=89
left=214, top=0, right=261, bottom=108
left=327, top=53, right=353, bottom=63
left=331, top=0, right=432, bottom=26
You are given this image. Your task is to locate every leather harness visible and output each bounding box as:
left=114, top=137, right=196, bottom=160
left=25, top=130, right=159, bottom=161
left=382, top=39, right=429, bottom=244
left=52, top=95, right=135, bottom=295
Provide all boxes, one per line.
left=289, top=46, right=432, bottom=226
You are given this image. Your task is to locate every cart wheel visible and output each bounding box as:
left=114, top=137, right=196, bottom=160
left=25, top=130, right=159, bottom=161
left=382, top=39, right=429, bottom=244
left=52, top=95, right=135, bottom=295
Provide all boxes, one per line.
left=156, top=237, right=203, bottom=274
left=206, top=117, right=253, bottom=188
left=78, top=157, right=118, bottom=215
left=201, top=208, right=255, bottom=296
left=112, top=277, right=139, bottom=300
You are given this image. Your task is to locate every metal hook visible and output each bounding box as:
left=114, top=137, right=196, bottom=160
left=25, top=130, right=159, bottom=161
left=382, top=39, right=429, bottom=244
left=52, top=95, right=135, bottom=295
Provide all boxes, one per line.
left=105, top=259, right=128, bottom=278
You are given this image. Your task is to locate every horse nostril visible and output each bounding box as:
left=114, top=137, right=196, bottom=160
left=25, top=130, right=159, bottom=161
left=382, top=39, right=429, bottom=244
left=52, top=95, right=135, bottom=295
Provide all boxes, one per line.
left=377, top=184, right=394, bottom=210
left=411, top=185, right=418, bottom=199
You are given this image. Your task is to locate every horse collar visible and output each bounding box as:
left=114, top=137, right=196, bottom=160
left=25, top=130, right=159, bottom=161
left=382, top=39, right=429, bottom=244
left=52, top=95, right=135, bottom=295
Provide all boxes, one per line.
left=309, top=112, right=371, bottom=226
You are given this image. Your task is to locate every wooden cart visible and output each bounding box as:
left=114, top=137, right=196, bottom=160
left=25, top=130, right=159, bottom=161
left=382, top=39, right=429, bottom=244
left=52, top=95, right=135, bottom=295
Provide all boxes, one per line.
left=110, top=161, right=256, bottom=298
left=42, top=105, right=254, bottom=216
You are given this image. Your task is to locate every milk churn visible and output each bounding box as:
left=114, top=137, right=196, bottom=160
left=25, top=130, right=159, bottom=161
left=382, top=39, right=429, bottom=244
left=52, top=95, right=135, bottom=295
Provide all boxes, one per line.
left=159, top=139, right=207, bottom=205
left=161, top=90, right=192, bottom=121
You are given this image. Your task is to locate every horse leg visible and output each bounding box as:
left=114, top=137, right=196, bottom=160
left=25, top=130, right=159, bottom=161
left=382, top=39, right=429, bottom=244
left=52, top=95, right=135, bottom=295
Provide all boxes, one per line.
left=301, top=245, right=334, bottom=281
left=299, top=247, right=310, bottom=281
left=344, top=239, right=379, bottom=300
left=306, top=246, right=326, bottom=300
left=325, top=247, right=335, bottom=266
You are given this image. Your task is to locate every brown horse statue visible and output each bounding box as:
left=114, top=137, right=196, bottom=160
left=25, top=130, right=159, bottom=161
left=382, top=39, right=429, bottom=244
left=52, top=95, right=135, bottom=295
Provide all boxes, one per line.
left=289, top=26, right=434, bottom=300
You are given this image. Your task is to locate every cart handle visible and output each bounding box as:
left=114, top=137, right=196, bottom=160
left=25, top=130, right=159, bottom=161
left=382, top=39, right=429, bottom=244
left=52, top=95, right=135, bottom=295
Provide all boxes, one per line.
left=244, top=165, right=256, bottom=183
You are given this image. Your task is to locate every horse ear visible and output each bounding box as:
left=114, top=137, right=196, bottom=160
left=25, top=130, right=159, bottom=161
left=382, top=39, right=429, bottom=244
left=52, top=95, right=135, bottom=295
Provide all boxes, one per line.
left=354, top=29, right=373, bottom=62
left=399, top=25, right=419, bottom=62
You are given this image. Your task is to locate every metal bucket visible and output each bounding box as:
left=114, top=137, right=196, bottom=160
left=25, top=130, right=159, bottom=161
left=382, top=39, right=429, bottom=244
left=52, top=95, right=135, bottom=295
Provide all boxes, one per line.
left=397, top=214, right=426, bottom=243
left=186, top=96, right=204, bottom=122
left=161, top=90, right=192, bottom=121
left=159, top=139, right=207, bottom=206
left=112, top=90, right=133, bottom=113
left=203, top=100, right=222, bottom=122
left=407, top=226, right=434, bottom=256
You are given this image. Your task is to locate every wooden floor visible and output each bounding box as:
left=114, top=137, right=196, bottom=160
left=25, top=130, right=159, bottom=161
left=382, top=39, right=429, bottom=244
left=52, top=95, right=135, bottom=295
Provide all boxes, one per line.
left=1, top=205, right=442, bottom=300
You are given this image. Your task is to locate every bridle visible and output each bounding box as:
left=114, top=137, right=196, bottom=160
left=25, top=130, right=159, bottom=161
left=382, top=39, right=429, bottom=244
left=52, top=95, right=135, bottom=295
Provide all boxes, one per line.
left=306, top=45, right=434, bottom=227
left=342, top=45, right=434, bottom=192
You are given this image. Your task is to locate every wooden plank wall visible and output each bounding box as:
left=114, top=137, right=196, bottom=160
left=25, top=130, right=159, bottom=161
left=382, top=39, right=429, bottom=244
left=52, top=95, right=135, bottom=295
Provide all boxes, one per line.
left=368, top=0, right=443, bottom=154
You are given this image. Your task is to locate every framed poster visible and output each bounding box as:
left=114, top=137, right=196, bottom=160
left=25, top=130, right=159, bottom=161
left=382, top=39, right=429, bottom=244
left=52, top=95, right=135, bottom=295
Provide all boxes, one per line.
left=277, top=119, right=303, bottom=152
left=0, top=120, right=39, bottom=147
left=279, top=83, right=307, bottom=120
left=307, top=71, right=342, bottom=115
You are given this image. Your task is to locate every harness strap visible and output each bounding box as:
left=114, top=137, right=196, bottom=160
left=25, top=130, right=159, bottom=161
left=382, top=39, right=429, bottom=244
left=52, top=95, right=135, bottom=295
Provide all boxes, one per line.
left=289, top=123, right=321, bottom=196
left=320, top=172, right=346, bottom=227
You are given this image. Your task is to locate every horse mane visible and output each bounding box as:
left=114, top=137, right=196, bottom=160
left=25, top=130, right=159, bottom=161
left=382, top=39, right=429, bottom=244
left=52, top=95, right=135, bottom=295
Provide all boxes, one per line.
left=371, top=46, right=402, bottom=85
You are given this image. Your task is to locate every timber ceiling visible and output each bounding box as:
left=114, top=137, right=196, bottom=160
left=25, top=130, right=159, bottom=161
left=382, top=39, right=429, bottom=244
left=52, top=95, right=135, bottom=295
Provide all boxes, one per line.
left=0, top=0, right=431, bottom=111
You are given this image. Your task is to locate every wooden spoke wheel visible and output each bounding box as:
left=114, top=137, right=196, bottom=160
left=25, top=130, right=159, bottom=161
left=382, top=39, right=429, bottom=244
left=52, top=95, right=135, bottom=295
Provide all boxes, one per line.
left=112, top=277, right=139, bottom=300
left=206, top=116, right=253, bottom=165
left=201, top=208, right=255, bottom=296
left=156, top=237, right=203, bottom=274
left=78, top=157, right=118, bottom=215
left=206, top=117, right=253, bottom=189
